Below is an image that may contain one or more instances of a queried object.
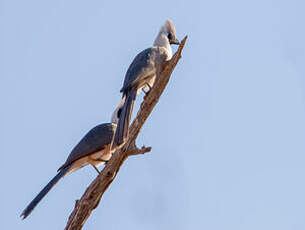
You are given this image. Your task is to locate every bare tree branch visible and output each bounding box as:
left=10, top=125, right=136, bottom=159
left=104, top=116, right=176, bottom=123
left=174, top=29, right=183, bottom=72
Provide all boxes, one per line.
left=64, top=36, right=188, bottom=230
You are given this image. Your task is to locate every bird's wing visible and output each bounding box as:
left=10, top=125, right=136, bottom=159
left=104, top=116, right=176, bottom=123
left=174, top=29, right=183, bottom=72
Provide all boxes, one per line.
left=58, top=123, right=116, bottom=171
left=120, top=48, right=153, bottom=93
left=120, top=47, right=168, bottom=93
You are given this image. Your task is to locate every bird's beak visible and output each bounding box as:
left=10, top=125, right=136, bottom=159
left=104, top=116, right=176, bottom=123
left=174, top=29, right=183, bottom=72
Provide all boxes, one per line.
left=170, top=38, right=180, bottom=45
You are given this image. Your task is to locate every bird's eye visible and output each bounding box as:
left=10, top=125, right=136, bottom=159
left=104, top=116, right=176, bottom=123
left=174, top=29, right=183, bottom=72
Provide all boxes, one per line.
left=167, top=33, right=172, bottom=40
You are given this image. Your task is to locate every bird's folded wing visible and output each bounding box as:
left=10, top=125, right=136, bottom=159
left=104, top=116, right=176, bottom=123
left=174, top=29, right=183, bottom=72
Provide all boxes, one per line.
left=58, top=123, right=116, bottom=171
left=120, top=47, right=168, bottom=93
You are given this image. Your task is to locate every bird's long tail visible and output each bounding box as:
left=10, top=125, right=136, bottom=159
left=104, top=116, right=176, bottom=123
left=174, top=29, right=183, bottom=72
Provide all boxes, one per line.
left=20, top=166, right=70, bottom=219
left=115, top=89, right=137, bottom=145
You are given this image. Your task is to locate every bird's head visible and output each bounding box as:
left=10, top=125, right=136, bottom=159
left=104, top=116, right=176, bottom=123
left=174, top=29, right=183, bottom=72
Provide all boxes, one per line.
left=160, top=19, right=180, bottom=45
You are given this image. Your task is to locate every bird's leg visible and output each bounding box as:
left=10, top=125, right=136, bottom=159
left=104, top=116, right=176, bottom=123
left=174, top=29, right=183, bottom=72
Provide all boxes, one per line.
left=90, top=164, right=101, bottom=175
left=88, top=157, right=101, bottom=175
left=146, top=83, right=151, bottom=91
left=142, top=83, right=152, bottom=98
left=142, top=88, right=148, bottom=95
left=146, top=83, right=152, bottom=91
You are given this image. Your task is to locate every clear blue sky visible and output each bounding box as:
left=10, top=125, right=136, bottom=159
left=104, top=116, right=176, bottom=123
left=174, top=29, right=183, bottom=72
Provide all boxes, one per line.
left=1, top=0, right=305, bottom=229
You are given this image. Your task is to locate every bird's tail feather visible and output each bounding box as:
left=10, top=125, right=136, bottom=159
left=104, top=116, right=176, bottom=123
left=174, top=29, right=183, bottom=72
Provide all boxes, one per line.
left=115, top=90, right=137, bottom=145
left=20, top=166, right=70, bottom=219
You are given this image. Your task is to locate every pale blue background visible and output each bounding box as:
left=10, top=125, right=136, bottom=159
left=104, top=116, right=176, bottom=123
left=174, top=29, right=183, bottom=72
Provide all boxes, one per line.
left=1, top=0, right=305, bottom=229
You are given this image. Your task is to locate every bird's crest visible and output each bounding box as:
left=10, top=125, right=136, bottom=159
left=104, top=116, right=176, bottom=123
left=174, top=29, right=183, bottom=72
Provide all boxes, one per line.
left=165, top=19, right=176, bottom=36
left=160, top=19, right=176, bottom=36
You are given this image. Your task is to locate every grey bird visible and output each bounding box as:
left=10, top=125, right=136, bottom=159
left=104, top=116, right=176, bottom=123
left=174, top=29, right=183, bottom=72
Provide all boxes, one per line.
left=115, top=19, right=180, bottom=145
left=20, top=109, right=120, bottom=219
